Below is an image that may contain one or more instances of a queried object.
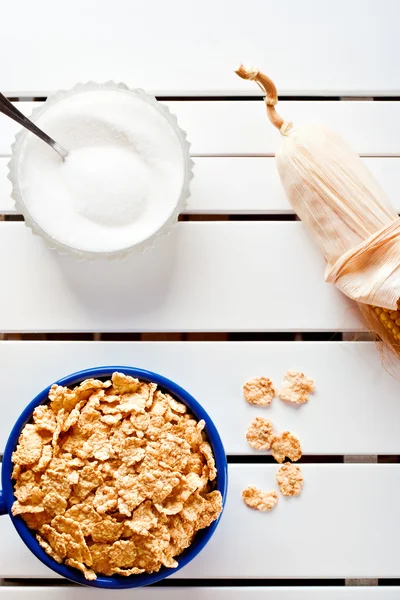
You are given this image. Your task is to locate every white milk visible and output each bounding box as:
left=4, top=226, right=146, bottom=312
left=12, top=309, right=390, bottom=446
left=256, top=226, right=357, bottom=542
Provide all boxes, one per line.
left=16, top=89, right=185, bottom=254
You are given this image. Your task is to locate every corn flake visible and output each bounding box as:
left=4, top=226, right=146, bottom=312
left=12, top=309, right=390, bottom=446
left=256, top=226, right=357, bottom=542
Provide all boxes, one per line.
left=276, top=462, right=304, bottom=496
left=124, top=501, right=158, bottom=536
left=112, top=372, right=140, bottom=395
left=199, top=442, right=217, bottom=480
left=65, top=558, right=96, bottom=581
left=93, top=485, right=118, bottom=515
left=278, top=370, right=315, bottom=405
left=246, top=417, right=274, bottom=451
left=271, top=431, right=302, bottom=463
left=242, top=487, right=278, bottom=512
left=243, top=377, right=275, bottom=406
left=91, top=518, right=124, bottom=543
left=12, top=425, right=44, bottom=466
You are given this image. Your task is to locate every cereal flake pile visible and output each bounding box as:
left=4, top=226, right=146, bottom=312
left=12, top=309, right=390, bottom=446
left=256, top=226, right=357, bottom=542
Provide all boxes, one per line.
left=11, top=372, right=222, bottom=580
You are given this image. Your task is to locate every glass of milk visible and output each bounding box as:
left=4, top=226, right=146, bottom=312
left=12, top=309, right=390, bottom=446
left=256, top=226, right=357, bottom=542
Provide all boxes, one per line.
left=8, top=82, right=193, bottom=259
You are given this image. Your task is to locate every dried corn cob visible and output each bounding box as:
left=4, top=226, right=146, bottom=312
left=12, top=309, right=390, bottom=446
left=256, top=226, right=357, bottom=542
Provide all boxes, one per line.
left=236, top=65, right=400, bottom=357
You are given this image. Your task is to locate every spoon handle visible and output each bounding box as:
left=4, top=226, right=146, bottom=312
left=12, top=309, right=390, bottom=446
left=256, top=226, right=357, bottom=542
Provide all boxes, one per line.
left=0, top=93, right=68, bottom=160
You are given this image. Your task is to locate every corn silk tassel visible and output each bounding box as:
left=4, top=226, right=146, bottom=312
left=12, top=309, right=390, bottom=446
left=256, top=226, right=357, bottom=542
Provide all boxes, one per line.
left=236, top=65, right=400, bottom=358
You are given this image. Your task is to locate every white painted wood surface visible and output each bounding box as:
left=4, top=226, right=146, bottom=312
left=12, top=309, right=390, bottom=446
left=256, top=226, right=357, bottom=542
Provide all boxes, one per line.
left=0, top=588, right=399, bottom=599
left=0, top=161, right=11, bottom=214
left=0, top=0, right=398, bottom=96
left=0, top=341, right=399, bottom=455
left=1, top=464, right=399, bottom=578
left=2, top=156, right=400, bottom=215
left=2, top=101, right=400, bottom=157
left=0, top=222, right=361, bottom=333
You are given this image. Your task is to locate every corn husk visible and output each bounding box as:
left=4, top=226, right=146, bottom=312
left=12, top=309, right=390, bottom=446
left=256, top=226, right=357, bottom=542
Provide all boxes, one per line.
left=236, top=65, right=400, bottom=358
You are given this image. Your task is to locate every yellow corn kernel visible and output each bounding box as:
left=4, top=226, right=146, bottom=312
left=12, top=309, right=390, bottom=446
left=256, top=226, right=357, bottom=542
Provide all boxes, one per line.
left=393, top=326, right=400, bottom=335
left=380, top=312, right=388, bottom=322
left=387, top=320, right=394, bottom=329
left=390, top=311, right=400, bottom=320
left=374, top=307, right=383, bottom=316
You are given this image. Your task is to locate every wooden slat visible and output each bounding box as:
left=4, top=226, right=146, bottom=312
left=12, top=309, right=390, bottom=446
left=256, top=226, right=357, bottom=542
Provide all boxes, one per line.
left=0, top=222, right=361, bottom=333
left=2, top=156, right=400, bottom=215
left=169, top=101, right=400, bottom=156
left=0, top=341, right=399, bottom=455
left=0, top=464, right=399, bottom=578
left=0, top=0, right=398, bottom=96
left=0, top=588, right=399, bottom=599
left=2, top=102, right=400, bottom=157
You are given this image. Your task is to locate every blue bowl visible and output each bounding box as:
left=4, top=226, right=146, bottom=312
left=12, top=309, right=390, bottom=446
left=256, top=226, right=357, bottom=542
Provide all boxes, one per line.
left=0, top=366, right=228, bottom=588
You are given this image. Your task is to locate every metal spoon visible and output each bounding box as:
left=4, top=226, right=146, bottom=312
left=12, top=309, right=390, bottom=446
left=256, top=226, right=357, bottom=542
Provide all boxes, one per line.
left=0, top=92, right=68, bottom=161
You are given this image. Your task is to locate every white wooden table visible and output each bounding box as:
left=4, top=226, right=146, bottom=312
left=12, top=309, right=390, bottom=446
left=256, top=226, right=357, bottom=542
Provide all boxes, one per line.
left=0, top=0, right=400, bottom=597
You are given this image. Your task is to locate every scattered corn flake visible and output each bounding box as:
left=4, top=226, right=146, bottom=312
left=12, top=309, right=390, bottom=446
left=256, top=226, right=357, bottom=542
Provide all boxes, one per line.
left=271, top=431, right=302, bottom=463
left=276, top=462, right=304, bottom=496
left=242, top=487, right=278, bottom=512
left=12, top=372, right=222, bottom=580
left=278, top=370, right=315, bottom=405
left=243, top=377, right=275, bottom=406
left=246, top=417, right=274, bottom=451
